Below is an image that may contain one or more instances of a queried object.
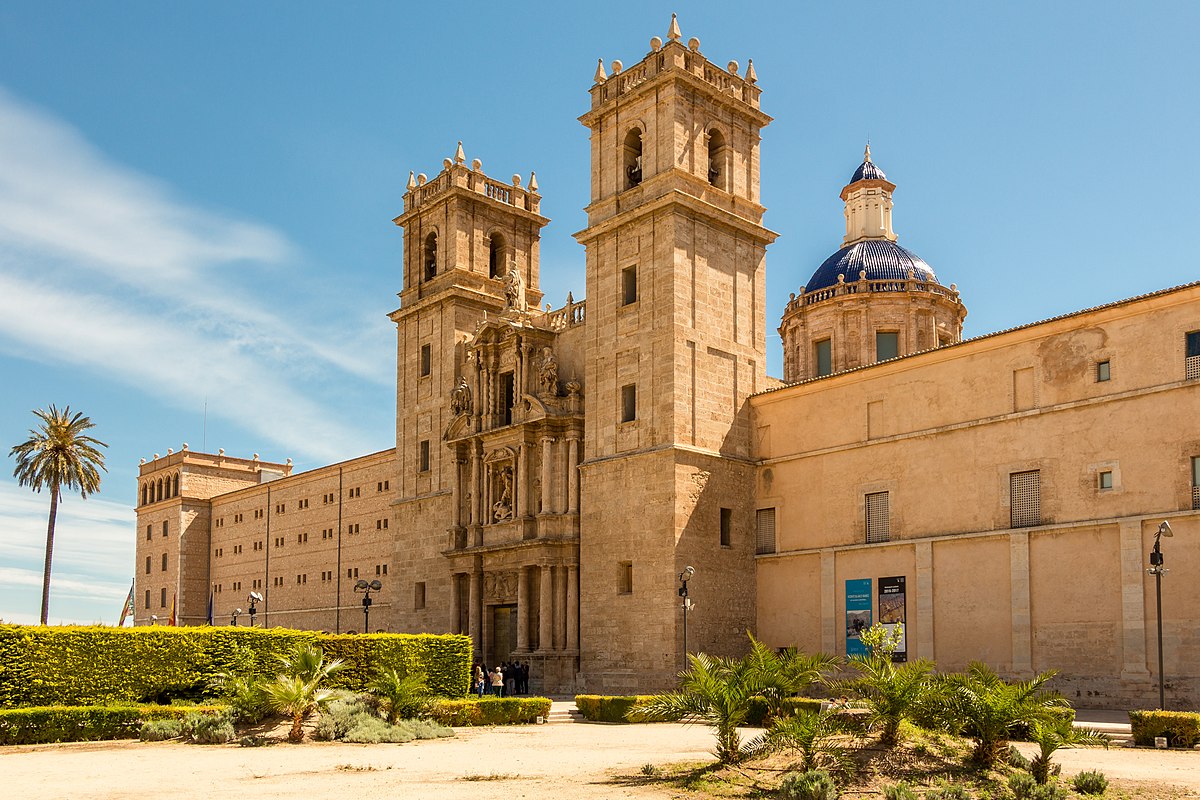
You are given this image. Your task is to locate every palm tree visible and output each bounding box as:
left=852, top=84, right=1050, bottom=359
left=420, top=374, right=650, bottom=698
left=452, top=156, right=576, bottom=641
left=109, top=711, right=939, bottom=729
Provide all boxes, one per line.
left=371, top=667, right=432, bottom=723
left=749, top=707, right=851, bottom=773
left=1028, top=717, right=1109, bottom=784
left=830, top=654, right=934, bottom=747
left=263, top=674, right=337, bottom=742
left=9, top=405, right=107, bottom=625
left=744, top=635, right=839, bottom=723
left=278, top=644, right=344, bottom=684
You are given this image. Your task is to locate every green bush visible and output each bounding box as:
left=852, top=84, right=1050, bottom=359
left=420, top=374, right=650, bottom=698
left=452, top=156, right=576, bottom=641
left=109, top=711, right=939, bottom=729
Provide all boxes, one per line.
left=139, top=718, right=183, bottom=741
left=0, top=704, right=222, bottom=745
left=926, top=784, right=969, bottom=800
left=1008, top=772, right=1036, bottom=800
left=315, top=697, right=452, bottom=743
left=1128, top=709, right=1200, bottom=747
left=0, top=625, right=472, bottom=707
left=1007, top=744, right=1032, bottom=770
left=779, top=769, right=837, bottom=800
left=744, top=695, right=825, bottom=727
left=428, top=697, right=551, bottom=726
left=574, top=695, right=658, bottom=722
left=182, top=711, right=235, bottom=744
left=882, top=782, right=919, bottom=800
left=1072, top=770, right=1108, bottom=795
left=1029, top=783, right=1066, bottom=800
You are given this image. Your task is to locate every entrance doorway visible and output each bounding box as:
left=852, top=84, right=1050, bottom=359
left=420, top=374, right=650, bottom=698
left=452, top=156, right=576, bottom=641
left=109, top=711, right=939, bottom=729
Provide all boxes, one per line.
left=489, top=604, right=517, bottom=665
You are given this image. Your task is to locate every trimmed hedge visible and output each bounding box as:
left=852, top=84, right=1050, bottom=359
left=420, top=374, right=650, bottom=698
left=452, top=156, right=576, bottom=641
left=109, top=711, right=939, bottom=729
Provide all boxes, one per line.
left=0, top=625, right=471, bottom=707
left=0, top=705, right=222, bottom=745
left=1129, top=709, right=1200, bottom=747
left=745, top=696, right=825, bottom=727
left=428, top=697, right=551, bottom=726
left=574, top=695, right=658, bottom=722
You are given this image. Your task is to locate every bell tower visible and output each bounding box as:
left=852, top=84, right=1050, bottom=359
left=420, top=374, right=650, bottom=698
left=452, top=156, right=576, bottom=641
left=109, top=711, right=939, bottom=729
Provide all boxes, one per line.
left=574, top=16, right=777, bottom=691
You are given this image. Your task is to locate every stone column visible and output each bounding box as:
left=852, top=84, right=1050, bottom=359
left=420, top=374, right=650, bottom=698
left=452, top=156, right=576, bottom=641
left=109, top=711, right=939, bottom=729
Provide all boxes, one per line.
left=557, top=438, right=569, bottom=514
left=450, top=573, right=462, bottom=634
left=517, top=566, right=530, bottom=652
left=515, top=444, right=526, bottom=518
left=469, top=451, right=481, bottom=526
left=554, top=565, right=566, bottom=650
left=540, top=436, right=554, bottom=514
left=566, top=564, right=579, bottom=652
left=820, top=549, right=836, bottom=654
left=451, top=457, right=464, bottom=528
left=567, top=435, right=580, bottom=513
left=468, top=570, right=482, bottom=658
left=915, top=541, right=934, bottom=661
left=1119, top=520, right=1150, bottom=679
left=1010, top=532, right=1033, bottom=675
left=538, top=563, right=553, bottom=651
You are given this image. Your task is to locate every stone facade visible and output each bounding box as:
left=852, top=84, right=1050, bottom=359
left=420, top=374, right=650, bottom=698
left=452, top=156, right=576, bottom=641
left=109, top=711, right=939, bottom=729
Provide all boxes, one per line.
left=134, top=17, right=1200, bottom=706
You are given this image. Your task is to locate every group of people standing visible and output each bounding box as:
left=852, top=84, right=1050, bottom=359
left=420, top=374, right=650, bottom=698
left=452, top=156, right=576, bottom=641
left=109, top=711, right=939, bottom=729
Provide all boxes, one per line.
left=473, top=660, right=530, bottom=697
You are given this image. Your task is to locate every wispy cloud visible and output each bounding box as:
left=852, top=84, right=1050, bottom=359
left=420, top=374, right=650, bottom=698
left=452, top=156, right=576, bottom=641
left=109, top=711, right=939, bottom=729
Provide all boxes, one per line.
left=0, top=86, right=389, bottom=463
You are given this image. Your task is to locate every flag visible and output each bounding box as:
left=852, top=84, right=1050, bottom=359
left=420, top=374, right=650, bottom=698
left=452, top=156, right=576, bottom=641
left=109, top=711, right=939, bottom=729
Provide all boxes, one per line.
left=206, top=591, right=214, bottom=626
left=169, top=592, right=177, bottom=626
left=118, top=580, right=135, bottom=627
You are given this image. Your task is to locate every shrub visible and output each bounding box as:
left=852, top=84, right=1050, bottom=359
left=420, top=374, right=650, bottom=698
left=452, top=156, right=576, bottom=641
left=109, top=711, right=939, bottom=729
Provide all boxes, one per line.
left=314, top=697, right=452, bottom=743
left=182, top=711, right=235, bottom=744
left=1007, top=744, right=1031, bottom=770
left=744, top=695, right=826, bottom=727
left=779, top=770, right=837, bottom=800
left=1072, top=770, right=1108, bottom=795
left=1008, top=772, right=1036, bottom=800
left=0, top=705, right=221, bottom=745
left=139, top=718, right=183, bottom=741
left=883, top=782, right=919, bottom=800
left=926, top=784, right=970, bottom=800
left=372, top=667, right=432, bottom=723
left=1029, top=784, right=1066, bottom=800
left=1128, top=709, right=1200, bottom=747
left=574, top=695, right=658, bottom=722
left=208, top=673, right=269, bottom=724
left=428, top=697, right=551, bottom=726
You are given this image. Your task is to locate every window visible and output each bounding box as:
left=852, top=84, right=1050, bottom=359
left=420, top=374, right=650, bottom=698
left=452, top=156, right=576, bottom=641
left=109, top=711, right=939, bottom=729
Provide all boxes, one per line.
left=162, top=521, right=169, bottom=537
left=707, top=128, right=726, bottom=188
left=144, top=589, right=150, bottom=609
left=160, top=588, right=167, bottom=608
left=501, top=371, right=514, bottom=426
left=488, top=233, right=506, bottom=279
left=414, top=581, right=426, bottom=610
left=252, top=579, right=262, bottom=589
left=274, top=576, right=283, bottom=587
left=1188, top=331, right=1200, bottom=380
left=347, top=523, right=360, bottom=534
left=620, top=383, right=637, bottom=423
left=755, top=508, right=777, bottom=555
left=254, top=509, right=263, bottom=519
left=1010, top=470, right=1041, bottom=527
left=865, top=492, right=890, bottom=543
left=719, top=507, right=732, bottom=547
left=146, top=524, right=152, bottom=541
left=161, top=553, right=168, bottom=571
left=1096, top=360, right=1111, bottom=382
left=145, top=556, right=151, bottom=575
left=275, top=503, right=285, bottom=514
left=234, top=513, right=243, bottom=523
left=1192, top=456, right=1200, bottom=510
left=623, top=128, right=643, bottom=189
left=815, top=338, right=832, bottom=377
left=423, top=232, right=437, bottom=281
left=233, top=581, right=241, bottom=591
left=1098, top=470, right=1113, bottom=490
left=419, top=440, right=430, bottom=472
left=233, top=544, right=242, bottom=555
left=274, top=536, right=285, bottom=547
left=377, top=480, right=389, bottom=492
left=376, top=518, right=389, bottom=530
left=347, top=567, right=359, bottom=579
left=876, top=331, right=899, bottom=362
left=215, top=517, right=224, bottom=528
left=297, top=574, right=306, bottom=585
left=621, top=265, right=637, bottom=305
left=420, top=343, right=431, bottom=377
left=618, top=561, right=633, bottom=594
left=298, top=498, right=308, bottom=510
left=347, top=487, right=360, bottom=499
left=297, top=532, right=308, bottom=544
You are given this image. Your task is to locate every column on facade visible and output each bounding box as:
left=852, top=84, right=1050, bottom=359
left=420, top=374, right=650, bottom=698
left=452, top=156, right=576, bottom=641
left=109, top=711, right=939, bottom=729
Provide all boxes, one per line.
left=820, top=549, right=836, bottom=654
left=468, top=569, right=482, bottom=657
left=451, top=457, right=464, bottom=528
left=540, top=436, right=554, bottom=514
left=450, top=573, right=462, bottom=634
left=1118, top=520, right=1150, bottom=679
left=538, top=563, right=553, bottom=651
left=516, top=566, right=531, bottom=652
left=566, top=435, right=580, bottom=513
left=553, top=565, right=566, bottom=650
left=1009, top=532, right=1033, bottom=675
left=470, top=451, right=481, bottom=526
left=515, top=445, right=525, bottom=519
left=557, top=438, right=569, bottom=514
left=915, top=541, right=934, bottom=661
left=566, top=563, right=579, bottom=652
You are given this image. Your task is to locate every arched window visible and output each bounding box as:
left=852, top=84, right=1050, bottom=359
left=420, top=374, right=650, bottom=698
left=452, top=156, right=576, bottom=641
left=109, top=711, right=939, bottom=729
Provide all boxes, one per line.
left=623, top=128, right=643, bottom=189
left=488, top=233, right=506, bottom=279
left=172, top=473, right=180, bottom=498
left=156, top=478, right=164, bottom=502
left=141, top=484, right=148, bottom=506
left=707, top=128, right=727, bottom=189
left=424, top=232, right=438, bottom=282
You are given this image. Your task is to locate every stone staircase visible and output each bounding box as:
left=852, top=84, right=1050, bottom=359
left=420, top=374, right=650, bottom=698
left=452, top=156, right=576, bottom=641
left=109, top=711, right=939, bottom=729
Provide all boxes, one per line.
left=545, top=699, right=584, bottom=723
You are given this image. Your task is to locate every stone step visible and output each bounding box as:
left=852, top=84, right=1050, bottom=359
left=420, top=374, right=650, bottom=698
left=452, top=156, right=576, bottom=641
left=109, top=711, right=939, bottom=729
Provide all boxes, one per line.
left=546, top=709, right=584, bottom=722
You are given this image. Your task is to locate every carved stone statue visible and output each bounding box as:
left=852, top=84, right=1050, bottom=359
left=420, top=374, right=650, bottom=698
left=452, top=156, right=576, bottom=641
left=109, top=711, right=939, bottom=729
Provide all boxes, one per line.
left=538, top=346, right=559, bottom=397
left=492, top=466, right=513, bottom=522
left=565, top=378, right=582, bottom=398
left=505, top=264, right=526, bottom=312
left=450, top=375, right=472, bottom=416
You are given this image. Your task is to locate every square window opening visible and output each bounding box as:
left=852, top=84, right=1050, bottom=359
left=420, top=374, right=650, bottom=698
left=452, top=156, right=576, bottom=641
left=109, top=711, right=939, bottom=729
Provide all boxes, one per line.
left=1096, top=360, right=1111, bottom=382
left=621, top=265, right=638, bottom=305
left=719, top=507, right=732, bottom=547
left=620, top=383, right=637, bottom=423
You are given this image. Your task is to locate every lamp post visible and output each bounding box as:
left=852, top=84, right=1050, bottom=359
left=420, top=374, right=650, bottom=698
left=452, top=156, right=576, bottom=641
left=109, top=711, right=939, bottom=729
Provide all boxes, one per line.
left=230, top=608, right=243, bottom=626
left=247, top=592, right=263, bottom=628
left=677, top=566, right=695, bottom=670
left=354, top=579, right=383, bottom=632
left=1148, top=520, right=1173, bottom=710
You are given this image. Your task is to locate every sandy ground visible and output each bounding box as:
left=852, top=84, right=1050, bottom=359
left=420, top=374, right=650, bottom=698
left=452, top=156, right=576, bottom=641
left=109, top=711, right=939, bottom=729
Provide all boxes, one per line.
left=4, top=722, right=1200, bottom=800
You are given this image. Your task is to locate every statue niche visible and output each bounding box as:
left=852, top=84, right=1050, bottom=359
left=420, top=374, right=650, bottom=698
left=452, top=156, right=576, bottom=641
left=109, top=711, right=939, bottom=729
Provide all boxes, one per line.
left=538, top=346, right=559, bottom=397
left=504, top=264, right=526, bottom=312
left=491, top=464, right=514, bottom=522
left=450, top=375, right=473, bottom=416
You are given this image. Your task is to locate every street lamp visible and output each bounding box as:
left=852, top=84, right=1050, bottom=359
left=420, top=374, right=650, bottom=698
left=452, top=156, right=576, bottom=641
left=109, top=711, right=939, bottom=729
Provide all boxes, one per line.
left=355, top=579, right=383, bottom=632
left=230, top=608, right=243, bottom=626
left=1148, top=520, right=1173, bottom=710
left=677, top=566, right=695, bottom=670
left=247, top=592, right=263, bottom=627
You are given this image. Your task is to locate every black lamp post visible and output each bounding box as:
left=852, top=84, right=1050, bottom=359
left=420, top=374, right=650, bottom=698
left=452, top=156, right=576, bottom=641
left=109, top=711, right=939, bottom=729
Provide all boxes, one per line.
left=677, top=566, right=695, bottom=670
left=355, top=579, right=383, bottom=632
left=230, top=608, right=243, bottom=626
left=1148, top=520, right=1173, bottom=710
left=247, top=592, right=263, bottom=628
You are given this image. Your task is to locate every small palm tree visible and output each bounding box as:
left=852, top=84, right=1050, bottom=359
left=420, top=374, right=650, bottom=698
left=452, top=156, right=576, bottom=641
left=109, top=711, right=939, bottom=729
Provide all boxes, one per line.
left=632, top=652, right=765, bottom=764
left=744, top=635, right=839, bottom=722
left=278, top=644, right=344, bottom=684
left=9, top=405, right=107, bottom=625
left=263, top=674, right=336, bottom=742
left=1028, top=717, right=1109, bottom=784
left=830, top=654, right=934, bottom=747
left=749, top=707, right=851, bottom=773
left=371, top=667, right=432, bottom=723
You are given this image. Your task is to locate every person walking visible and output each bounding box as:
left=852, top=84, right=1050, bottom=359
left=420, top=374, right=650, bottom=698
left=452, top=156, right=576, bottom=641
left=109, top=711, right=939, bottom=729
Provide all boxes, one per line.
left=473, top=664, right=486, bottom=697
left=490, top=665, right=505, bottom=697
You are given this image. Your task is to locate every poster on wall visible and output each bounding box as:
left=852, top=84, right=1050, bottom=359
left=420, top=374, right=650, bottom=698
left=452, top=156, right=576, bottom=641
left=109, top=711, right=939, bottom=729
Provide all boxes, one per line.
left=845, top=578, right=872, bottom=657
left=878, top=575, right=907, bottom=663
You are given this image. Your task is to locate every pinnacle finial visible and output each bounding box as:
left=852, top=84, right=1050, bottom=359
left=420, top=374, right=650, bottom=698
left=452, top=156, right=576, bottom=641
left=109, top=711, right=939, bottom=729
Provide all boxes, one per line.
left=668, top=13, right=681, bottom=42
left=594, top=57, right=607, bottom=83
left=529, top=171, right=538, bottom=192
left=454, top=141, right=466, bottom=165
left=864, top=141, right=872, bottom=162
left=407, top=171, right=416, bottom=190
left=745, top=58, right=757, bottom=83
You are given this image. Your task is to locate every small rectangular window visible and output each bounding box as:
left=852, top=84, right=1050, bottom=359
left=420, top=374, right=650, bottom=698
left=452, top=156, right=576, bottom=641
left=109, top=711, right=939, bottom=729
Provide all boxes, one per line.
left=414, top=581, right=426, bottom=610
left=161, top=553, right=168, bottom=571
left=719, top=508, right=732, bottom=547
left=815, top=338, right=832, bottom=377
left=865, top=491, right=891, bottom=543
left=876, top=331, right=899, bottom=362
left=621, top=265, right=638, bottom=305
left=162, top=521, right=169, bottom=537
left=145, top=556, right=151, bottom=575
left=1098, top=470, right=1113, bottom=490
left=419, top=440, right=430, bottom=472
left=160, top=588, right=167, bottom=608
left=1187, top=331, right=1200, bottom=380
left=1010, top=470, right=1041, bottom=527
left=618, top=561, right=633, bottom=594
left=755, top=508, right=777, bottom=555
left=420, top=343, right=431, bottom=377
left=1096, top=360, right=1111, bottom=382
left=144, top=589, right=150, bottom=610
left=1192, top=456, right=1200, bottom=510
left=146, top=524, right=152, bottom=541
left=620, top=383, right=637, bottom=423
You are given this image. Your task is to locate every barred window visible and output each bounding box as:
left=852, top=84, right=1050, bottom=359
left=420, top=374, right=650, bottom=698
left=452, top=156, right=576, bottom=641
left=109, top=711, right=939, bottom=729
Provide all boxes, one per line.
left=1187, top=331, right=1200, bottom=380
left=755, top=507, right=776, bottom=555
left=865, top=491, right=890, bottom=543
left=1192, top=457, right=1200, bottom=510
left=1010, top=470, right=1041, bottom=527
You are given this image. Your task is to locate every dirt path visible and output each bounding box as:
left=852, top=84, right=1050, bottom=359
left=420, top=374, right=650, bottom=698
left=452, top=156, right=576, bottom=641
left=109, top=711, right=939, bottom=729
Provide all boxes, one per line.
left=3, top=723, right=1199, bottom=799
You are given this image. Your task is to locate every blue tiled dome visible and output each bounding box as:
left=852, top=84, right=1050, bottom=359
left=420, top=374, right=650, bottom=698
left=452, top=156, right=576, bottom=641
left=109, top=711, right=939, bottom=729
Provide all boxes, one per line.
left=804, top=239, right=936, bottom=292
left=850, top=158, right=886, bottom=183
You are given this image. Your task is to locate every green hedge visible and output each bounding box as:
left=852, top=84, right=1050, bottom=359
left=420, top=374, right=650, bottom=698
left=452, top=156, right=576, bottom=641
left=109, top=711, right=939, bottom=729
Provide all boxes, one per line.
left=1129, top=710, right=1200, bottom=747
left=428, top=697, right=551, bottom=726
left=744, top=696, right=825, bottom=727
left=574, top=695, right=658, bottom=722
left=0, top=705, right=222, bottom=746
left=0, top=625, right=471, bottom=707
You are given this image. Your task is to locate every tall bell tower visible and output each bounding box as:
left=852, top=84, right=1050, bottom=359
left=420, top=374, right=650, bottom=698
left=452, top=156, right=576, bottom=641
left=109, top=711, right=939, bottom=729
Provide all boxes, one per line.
left=574, top=16, right=777, bottom=691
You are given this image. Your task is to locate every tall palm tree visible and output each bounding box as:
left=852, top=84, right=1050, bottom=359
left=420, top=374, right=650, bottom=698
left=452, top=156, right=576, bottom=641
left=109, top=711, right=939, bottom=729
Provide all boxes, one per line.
left=9, top=405, right=107, bottom=625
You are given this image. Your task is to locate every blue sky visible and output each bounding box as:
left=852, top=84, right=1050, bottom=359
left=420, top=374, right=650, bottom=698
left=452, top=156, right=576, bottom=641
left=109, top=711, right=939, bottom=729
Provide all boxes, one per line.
left=1, top=1, right=1197, bottom=624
